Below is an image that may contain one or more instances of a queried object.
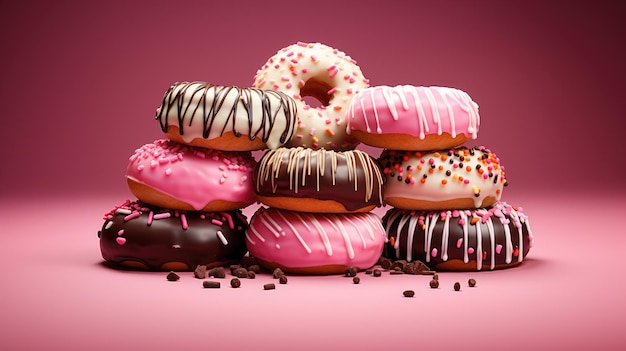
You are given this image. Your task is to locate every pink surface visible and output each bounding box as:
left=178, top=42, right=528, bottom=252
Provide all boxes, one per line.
left=1, top=0, right=625, bottom=350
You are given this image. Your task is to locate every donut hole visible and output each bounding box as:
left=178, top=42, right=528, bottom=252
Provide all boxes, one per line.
left=300, top=78, right=333, bottom=108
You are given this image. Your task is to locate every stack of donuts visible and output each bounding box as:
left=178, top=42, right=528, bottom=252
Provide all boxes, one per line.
left=98, top=82, right=298, bottom=271
left=346, top=85, right=534, bottom=271
left=246, top=42, right=388, bottom=275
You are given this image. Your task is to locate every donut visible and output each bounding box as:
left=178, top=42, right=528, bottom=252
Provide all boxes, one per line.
left=346, top=85, right=480, bottom=151
left=379, top=146, right=507, bottom=210
left=382, top=202, right=534, bottom=271
left=252, top=42, right=369, bottom=150
left=156, top=81, right=297, bottom=151
left=254, top=147, right=384, bottom=213
left=125, top=139, right=257, bottom=212
left=98, top=200, right=248, bottom=271
left=246, top=207, right=386, bottom=274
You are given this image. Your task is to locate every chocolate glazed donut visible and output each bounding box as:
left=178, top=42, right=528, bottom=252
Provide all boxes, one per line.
left=254, top=147, right=385, bottom=213
left=382, top=202, right=534, bottom=271
left=98, top=200, right=248, bottom=271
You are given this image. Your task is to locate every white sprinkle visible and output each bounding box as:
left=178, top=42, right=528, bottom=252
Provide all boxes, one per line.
left=217, top=230, right=229, bottom=245
left=115, top=208, right=132, bottom=215
left=104, top=221, right=113, bottom=230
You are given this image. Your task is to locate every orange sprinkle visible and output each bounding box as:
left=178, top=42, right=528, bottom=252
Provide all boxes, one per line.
left=470, top=217, right=479, bottom=224
left=333, top=106, right=342, bottom=111
left=513, top=248, right=519, bottom=257
left=420, top=178, right=426, bottom=184
left=325, top=128, right=335, bottom=136
left=464, top=150, right=470, bottom=156
left=458, top=176, right=464, bottom=182
left=428, top=168, right=434, bottom=174
left=478, top=169, right=484, bottom=174
left=434, top=152, right=441, bottom=157
left=496, top=189, right=501, bottom=194
left=403, top=155, right=409, bottom=161
left=438, top=165, right=444, bottom=171
left=417, top=165, right=423, bottom=171
left=394, top=163, right=400, bottom=170
left=441, top=179, right=447, bottom=185
left=407, top=174, right=413, bottom=179
left=466, top=166, right=472, bottom=172
left=389, top=237, right=396, bottom=247
left=441, top=155, right=447, bottom=161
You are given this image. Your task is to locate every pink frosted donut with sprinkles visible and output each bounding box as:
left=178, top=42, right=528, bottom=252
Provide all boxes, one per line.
left=382, top=202, right=534, bottom=271
left=379, top=146, right=507, bottom=210
left=125, top=139, right=257, bottom=212
left=252, top=42, right=369, bottom=150
left=246, top=207, right=386, bottom=275
left=346, top=85, right=480, bottom=151
left=98, top=200, right=248, bottom=271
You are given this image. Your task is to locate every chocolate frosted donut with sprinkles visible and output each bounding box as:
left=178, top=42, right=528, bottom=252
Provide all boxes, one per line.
left=98, top=200, right=248, bottom=271
left=381, top=202, right=534, bottom=271
left=156, top=81, right=298, bottom=151
left=254, top=147, right=385, bottom=213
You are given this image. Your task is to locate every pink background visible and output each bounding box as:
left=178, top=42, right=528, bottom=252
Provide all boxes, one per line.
left=1, top=0, right=625, bottom=350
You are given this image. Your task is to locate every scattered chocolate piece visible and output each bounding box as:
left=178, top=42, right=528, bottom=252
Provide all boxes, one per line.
left=373, top=269, right=382, bottom=277
left=390, top=270, right=404, bottom=275
left=193, top=265, right=207, bottom=279
left=429, top=279, right=439, bottom=289
left=234, top=267, right=249, bottom=278
left=403, top=290, right=415, bottom=298
left=264, top=283, right=276, bottom=290
left=433, top=273, right=439, bottom=281
left=247, top=271, right=256, bottom=279
left=279, top=275, right=288, bottom=285
left=353, top=277, right=360, bottom=284
left=454, top=282, right=461, bottom=291
left=203, top=280, right=220, bottom=288
left=166, top=271, right=180, bottom=281
left=273, top=268, right=284, bottom=278
left=229, top=265, right=241, bottom=275
left=391, top=260, right=407, bottom=270
left=380, top=258, right=393, bottom=270
left=402, top=262, right=418, bottom=275
left=230, top=278, right=241, bottom=288
left=345, top=266, right=358, bottom=277
left=239, top=256, right=256, bottom=268
left=420, top=270, right=437, bottom=275
left=213, top=267, right=226, bottom=278
left=468, top=278, right=477, bottom=287
left=207, top=267, right=217, bottom=277
left=413, top=260, right=430, bottom=273
left=365, top=269, right=373, bottom=275
left=247, top=265, right=261, bottom=274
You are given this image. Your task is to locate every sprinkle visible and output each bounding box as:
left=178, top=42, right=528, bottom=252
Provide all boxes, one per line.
left=456, top=238, right=463, bottom=248
left=153, top=212, right=171, bottom=220
left=211, top=219, right=224, bottom=226
left=116, top=237, right=126, bottom=245
left=180, top=213, right=188, bottom=230
left=165, top=168, right=172, bottom=176
left=431, top=248, right=438, bottom=257
left=216, top=230, right=229, bottom=245
left=264, top=283, right=276, bottom=290
left=468, top=247, right=475, bottom=254
left=147, top=211, right=154, bottom=225
left=104, top=221, right=113, bottom=230
left=115, top=208, right=132, bottom=215
left=325, top=128, right=335, bottom=136
left=327, top=87, right=337, bottom=95
left=329, top=69, right=339, bottom=78
left=496, top=244, right=503, bottom=254
left=220, top=212, right=235, bottom=229
left=124, top=212, right=140, bottom=221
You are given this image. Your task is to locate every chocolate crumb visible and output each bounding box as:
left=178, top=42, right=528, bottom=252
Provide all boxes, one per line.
left=454, top=282, right=461, bottom=291
left=433, top=273, right=439, bottom=281
left=264, top=283, right=276, bottom=290
left=247, top=271, right=256, bottom=279
left=213, top=267, right=226, bottom=278
left=345, top=266, right=358, bottom=277
left=391, top=260, right=407, bottom=270
left=247, top=264, right=261, bottom=274
left=413, top=260, right=430, bottom=273
left=403, top=290, right=415, bottom=298
left=273, top=268, right=284, bottom=278
left=468, top=278, right=477, bottom=287
left=193, top=265, right=207, bottom=279
left=166, top=271, right=180, bottom=281
left=230, top=278, right=241, bottom=288
left=429, top=279, right=439, bottom=289
left=353, top=277, right=360, bottom=284
left=365, top=269, right=373, bottom=275
left=373, top=269, right=382, bottom=277
left=229, top=265, right=241, bottom=275
left=207, top=268, right=216, bottom=277
left=203, top=280, right=220, bottom=288
left=239, top=256, right=256, bottom=268
left=390, top=270, right=404, bottom=275
left=380, top=258, right=393, bottom=270
left=234, top=267, right=248, bottom=278
left=279, top=275, right=288, bottom=284
left=402, top=262, right=418, bottom=275
left=420, top=270, right=437, bottom=275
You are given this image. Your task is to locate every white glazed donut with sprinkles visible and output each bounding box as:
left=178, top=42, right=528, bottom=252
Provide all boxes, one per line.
left=252, top=42, right=369, bottom=150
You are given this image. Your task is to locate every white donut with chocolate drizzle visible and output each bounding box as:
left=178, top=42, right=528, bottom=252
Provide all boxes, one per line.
left=156, top=81, right=297, bottom=151
left=382, top=202, right=534, bottom=271
left=252, top=42, right=369, bottom=150
left=246, top=207, right=386, bottom=274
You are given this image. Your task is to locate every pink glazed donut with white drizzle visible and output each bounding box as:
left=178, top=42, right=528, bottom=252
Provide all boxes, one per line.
left=346, top=85, right=480, bottom=151
left=246, top=207, right=386, bottom=275
left=252, top=42, right=369, bottom=150
left=125, top=139, right=257, bottom=212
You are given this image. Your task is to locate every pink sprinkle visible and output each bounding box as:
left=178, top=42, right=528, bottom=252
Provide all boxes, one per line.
left=116, top=237, right=126, bottom=245
left=456, top=238, right=463, bottom=248
left=343, top=74, right=351, bottom=80
left=137, top=165, right=144, bottom=171
left=220, top=212, right=235, bottom=229
left=158, top=158, right=169, bottom=165
left=211, top=219, right=224, bottom=226
left=452, top=210, right=459, bottom=217
left=483, top=174, right=489, bottom=180
left=347, top=88, right=353, bottom=94
left=464, top=179, right=470, bottom=184
left=290, top=58, right=298, bottom=64
left=310, top=55, right=318, bottom=63
left=117, top=229, right=124, bottom=236
left=165, top=168, right=172, bottom=176
left=298, top=80, right=305, bottom=87
left=428, top=158, right=435, bottom=164
left=124, top=212, right=140, bottom=221
left=222, top=158, right=231, bottom=165
left=180, top=213, right=188, bottom=230
left=297, top=41, right=307, bottom=47
left=329, top=69, right=339, bottom=78
left=459, top=218, right=466, bottom=226
left=286, top=83, right=292, bottom=89
left=147, top=211, right=154, bottom=226
left=327, top=87, right=337, bottom=95
left=326, top=64, right=336, bottom=71
left=281, top=76, right=290, bottom=81
left=272, top=83, right=279, bottom=90
left=349, top=77, right=355, bottom=84
left=410, top=178, right=415, bottom=184
left=309, top=129, right=315, bottom=136
left=496, top=244, right=503, bottom=254
left=431, top=248, right=438, bottom=257
left=302, top=68, right=308, bottom=73
left=325, top=119, right=332, bottom=124
left=312, top=142, right=319, bottom=148
left=153, top=212, right=171, bottom=220
left=468, top=247, right=475, bottom=254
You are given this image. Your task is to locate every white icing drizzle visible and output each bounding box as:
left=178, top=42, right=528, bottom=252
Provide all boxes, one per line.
left=275, top=210, right=312, bottom=254
left=441, top=211, right=451, bottom=261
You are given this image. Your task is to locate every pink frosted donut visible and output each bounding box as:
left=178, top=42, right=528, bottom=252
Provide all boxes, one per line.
left=252, top=42, right=369, bottom=150
left=125, top=139, right=257, bottom=212
left=379, top=146, right=507, bottom=210
left=347, top=85, right=480, bottom=150
left=246, top=207, right=386, bottom=275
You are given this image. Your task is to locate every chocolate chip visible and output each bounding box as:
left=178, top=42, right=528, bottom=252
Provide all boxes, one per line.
left=234, top=267, right=248, bottom=278
left=379, top=258, right=393, bottom=270
left=468, top=278, right=477, bottom=287
left=207, top=268, right=216, bottom=277
left=403, top=290, right=415, bottom=298
left=213, top=267, right=226, bottom=278
left=279, top=275, right=288, bottom=285
left=454, top=282, right=461, bottom=291
left=193, top=265, right=207, bottom=279
left=345, top=266, right=357, bottom=277
left=202, top=280, right=220, bottom=288
left=353, top=277, right=360, bottom=284
left=433, top=273, right=439, bottom=281
left=166, top=271, right=180, bottom=281
left=247, top=265, right=261, bottom=274
left=273, top=268, right=284, bottom=278
left=229, top=265, right=241, bottom=275
left=247, top=271, right=256, bottom=279
left=365, top=269, right=373, bottom=275
left=429, top=279, right=439, bottom=289
left=373, top=269, right=382, bottom=277
left=230, top=278, right=241, bottom=288
left=263, top=283, right=276, bottom=290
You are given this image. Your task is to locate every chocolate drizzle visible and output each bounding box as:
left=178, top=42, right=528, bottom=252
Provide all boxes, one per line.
left=156, top=82, right=298, bottom=149
left=254, top=147, right=384, bottom=211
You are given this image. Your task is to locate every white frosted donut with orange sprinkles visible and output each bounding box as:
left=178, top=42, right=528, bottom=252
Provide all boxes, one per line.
left=252, top=42, right=369, bottom=150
